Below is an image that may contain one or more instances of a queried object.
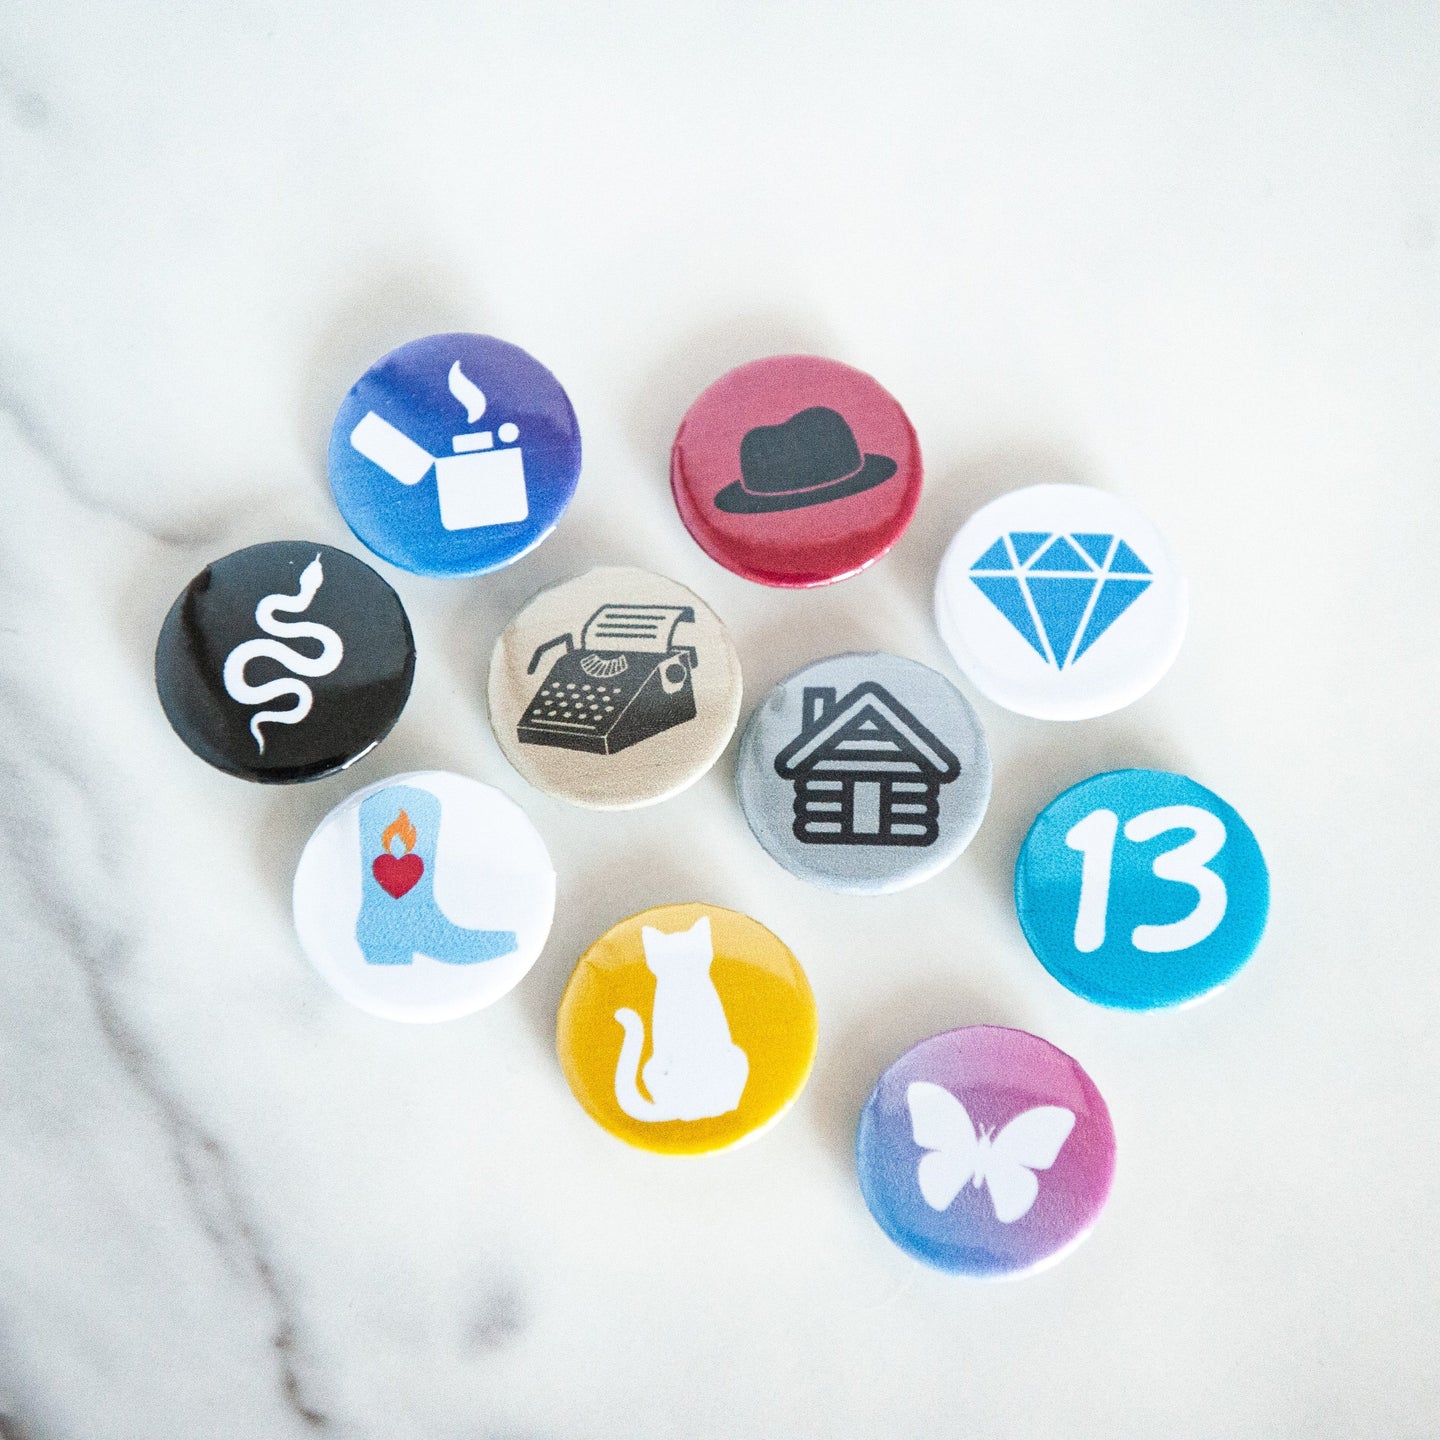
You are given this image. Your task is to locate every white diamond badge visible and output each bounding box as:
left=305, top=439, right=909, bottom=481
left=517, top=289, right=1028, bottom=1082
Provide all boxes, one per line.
left=935, top=484, right=1187, bottom=721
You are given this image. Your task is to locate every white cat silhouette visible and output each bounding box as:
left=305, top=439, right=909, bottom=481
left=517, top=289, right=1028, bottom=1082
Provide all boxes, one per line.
left=613, top=915, right=750, bottom=1123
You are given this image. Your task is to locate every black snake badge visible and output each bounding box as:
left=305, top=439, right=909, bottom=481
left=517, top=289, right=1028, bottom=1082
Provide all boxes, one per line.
left=222, top=554, right=346, bottom=753
left=155, top=540, right=416, bottom=784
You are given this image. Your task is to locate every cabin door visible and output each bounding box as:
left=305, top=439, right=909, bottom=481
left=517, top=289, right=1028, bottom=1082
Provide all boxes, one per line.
left=852, top=781, right=882, bottom=836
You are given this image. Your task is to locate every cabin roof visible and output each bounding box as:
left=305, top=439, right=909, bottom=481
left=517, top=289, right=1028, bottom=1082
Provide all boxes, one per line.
left=774, top=682, right=961, bottom=779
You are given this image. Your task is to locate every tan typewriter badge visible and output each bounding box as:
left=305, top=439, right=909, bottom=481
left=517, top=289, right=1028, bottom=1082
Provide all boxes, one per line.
left=487, top=566, right=743, bottom=810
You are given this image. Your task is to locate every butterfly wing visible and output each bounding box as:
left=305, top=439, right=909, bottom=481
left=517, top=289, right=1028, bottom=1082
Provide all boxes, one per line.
left=906, top=1081, right=980, bottom=1212
left=982, top=1106, right=1077, bottom=1224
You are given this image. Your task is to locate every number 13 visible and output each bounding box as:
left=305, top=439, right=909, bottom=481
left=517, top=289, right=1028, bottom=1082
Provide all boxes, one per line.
left=1065, top=806, right=1228, bottom=954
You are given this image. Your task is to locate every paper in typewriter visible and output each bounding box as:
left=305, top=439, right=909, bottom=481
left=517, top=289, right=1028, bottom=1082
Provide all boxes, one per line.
left=582, top=606, right=694, bottom=654
left=487, top=567, right=743, bottom=810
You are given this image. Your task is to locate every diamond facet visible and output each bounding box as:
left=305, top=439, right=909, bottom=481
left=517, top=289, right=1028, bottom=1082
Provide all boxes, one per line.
left=969, top=532, right=1152, bottom=668
left=1031, top=536, right=1093, bottom=572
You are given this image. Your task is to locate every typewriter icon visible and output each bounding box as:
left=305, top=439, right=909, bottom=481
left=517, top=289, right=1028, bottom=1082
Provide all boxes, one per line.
left=518, top=603, right=700, bottom=755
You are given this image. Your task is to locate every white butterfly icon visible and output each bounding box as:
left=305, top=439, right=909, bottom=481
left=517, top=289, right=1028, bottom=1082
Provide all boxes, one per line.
left=906, top=1082, right=1076, bottom=1224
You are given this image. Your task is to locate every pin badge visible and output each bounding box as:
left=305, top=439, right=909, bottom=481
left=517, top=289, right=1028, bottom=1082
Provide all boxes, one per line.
left=155, top=541, right=415, bottom=783
left=857, top=1027, right=1116, bottom=1277
left=935, top=484, right=1187, bottom=720
left=329, top=333, right=582, bottom=577
left=556, top=904, right=817, bottom=1154
left=487, top=566, right=742, bottom=810
left=1016, top=769, right=1269, bottom=1009
left=736, top=652, right=991, bottom=893
left=292, top=770, right=556, bottom=1021
left=670, top=355, right=922, bottom=586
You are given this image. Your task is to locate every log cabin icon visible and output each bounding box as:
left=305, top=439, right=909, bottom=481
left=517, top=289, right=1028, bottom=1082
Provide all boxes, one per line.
left=772, top=682, right=961, bottom=847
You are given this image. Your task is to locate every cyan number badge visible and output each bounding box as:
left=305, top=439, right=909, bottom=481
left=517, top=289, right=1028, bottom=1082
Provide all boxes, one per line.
left=329, top=332, right=582, bottom=577
left=1015, top=769, right=1269, bottom=1009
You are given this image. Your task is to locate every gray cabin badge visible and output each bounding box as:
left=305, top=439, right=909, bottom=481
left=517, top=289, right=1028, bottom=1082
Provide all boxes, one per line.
left=772, top=683, right=961, bottom=847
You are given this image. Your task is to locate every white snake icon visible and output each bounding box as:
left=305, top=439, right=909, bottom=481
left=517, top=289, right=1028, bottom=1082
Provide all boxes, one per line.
left=222, top=554, right=345, bottom=753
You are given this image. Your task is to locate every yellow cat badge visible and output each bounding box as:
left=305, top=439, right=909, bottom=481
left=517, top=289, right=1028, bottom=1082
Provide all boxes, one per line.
left=557, top=904, right=818, bottom=1155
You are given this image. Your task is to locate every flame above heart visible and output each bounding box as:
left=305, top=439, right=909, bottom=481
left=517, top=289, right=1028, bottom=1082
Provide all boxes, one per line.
left=373, top=808, right=424, bottom=899
left=380, top=808, right=417, bottom=857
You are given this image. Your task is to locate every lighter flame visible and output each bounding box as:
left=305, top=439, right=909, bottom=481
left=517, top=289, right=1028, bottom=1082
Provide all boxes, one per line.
left=380, top=808, right=417, bottom=856
left=448, top=361, right=486, bottom=424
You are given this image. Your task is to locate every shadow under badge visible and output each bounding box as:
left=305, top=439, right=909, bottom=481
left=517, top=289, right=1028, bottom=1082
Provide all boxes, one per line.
left=773, top=683, right=961, bottom=847
left=356, top=785, right=517, bottom=965
left=518, top=604, right=699, bottom=756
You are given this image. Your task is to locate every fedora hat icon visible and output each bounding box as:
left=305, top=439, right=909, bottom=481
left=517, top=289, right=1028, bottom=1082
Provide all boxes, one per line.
left=713, top=407, right=898, bottom=515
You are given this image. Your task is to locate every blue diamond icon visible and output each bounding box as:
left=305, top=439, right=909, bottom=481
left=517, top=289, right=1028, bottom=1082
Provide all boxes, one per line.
left=969, top=532, right=1151, bottom=668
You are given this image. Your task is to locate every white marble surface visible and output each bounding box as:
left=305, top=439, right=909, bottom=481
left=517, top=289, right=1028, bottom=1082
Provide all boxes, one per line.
left=3, top=5, right=1439, bottom=1436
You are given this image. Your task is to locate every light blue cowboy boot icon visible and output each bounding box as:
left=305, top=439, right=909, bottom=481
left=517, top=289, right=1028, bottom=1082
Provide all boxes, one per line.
left=355, top=784, right=517, bottom=965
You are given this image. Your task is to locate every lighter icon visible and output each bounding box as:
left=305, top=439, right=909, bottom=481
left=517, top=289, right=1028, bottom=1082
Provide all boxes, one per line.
left=349, top=360, right=529, bottom=531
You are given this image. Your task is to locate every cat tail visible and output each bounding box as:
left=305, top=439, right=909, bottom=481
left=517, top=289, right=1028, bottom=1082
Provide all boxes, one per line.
left=613, top=1008, right=665, bottom=1120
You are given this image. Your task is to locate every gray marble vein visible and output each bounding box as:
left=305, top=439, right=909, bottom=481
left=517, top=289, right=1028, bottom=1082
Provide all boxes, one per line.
left=0, top=425, right=330, bottom=1434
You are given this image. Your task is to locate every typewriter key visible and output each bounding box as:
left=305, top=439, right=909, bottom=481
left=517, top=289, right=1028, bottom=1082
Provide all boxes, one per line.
left=293, top=770, right=556, bottom=1022
left=329, top=332, right=582, bottom=577
left=487, top=566, right=743, bottom=810
left=736, top=651, right=991, bottom=894
left=155, top=541, right=415, bottom=783
left=670, top=354, right=922, bottom=587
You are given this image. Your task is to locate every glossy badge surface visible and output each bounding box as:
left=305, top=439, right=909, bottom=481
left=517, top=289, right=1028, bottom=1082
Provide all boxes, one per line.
left=557, top=904, right=817, bottom=1154
left=487, top=566, right=742, bottom=809
left=935, top=484, right=1186, bottom=720
left=1016, top=769, right=1269, bottom=1009
left=671, top=355, right=922, bottom=587
left=329, top=333, right=581, bottom=577
left=155, top=541, right=415, bottom=783
left=736, top=652, right=991, bottom=893
left=293, top=770, right=556, bottom=1022
left=857, top=1027, right=1115, bottom=1277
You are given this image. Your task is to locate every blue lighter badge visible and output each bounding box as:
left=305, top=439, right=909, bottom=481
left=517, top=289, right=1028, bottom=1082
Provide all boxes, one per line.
left=329, top=333, right=581, bottom=577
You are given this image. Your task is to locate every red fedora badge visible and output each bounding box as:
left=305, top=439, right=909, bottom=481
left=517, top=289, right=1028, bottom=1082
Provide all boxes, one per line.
left=670, top=355, right=923, bottom=587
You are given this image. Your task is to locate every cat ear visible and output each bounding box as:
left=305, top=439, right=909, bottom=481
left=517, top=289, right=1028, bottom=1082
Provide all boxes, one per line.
left=641, top=925, right=660, bottom=948
left=689, top=915, right=712, bottom=943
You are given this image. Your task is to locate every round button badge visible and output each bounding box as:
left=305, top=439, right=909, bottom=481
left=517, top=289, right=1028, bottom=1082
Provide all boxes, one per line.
left=1015, top=769, right=1269, bottom=1009
left=329, top=333, right=582, bottom=577
left=293, top=770, right=556, bottom=1022
left=556, top=904, right=817, bottom=1155
left=155, top=541, right=415, bottom=784
left=857, top=1027, right=1116, bottom=1277
left=736, top=652, right=991, bottom=894
left=671, top=355, right=922, bottom=587
left=935, top=483, right=1187, bottom=720
left=487, top=566, right=742, bottom=810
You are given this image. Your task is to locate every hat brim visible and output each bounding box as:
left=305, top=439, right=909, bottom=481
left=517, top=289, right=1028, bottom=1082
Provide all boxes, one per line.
left=712, top=453, right=898, bottom=515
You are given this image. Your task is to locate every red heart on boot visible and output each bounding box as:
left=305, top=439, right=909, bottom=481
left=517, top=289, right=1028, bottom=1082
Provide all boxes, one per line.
left=373, top=852, right=424, bottom=899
